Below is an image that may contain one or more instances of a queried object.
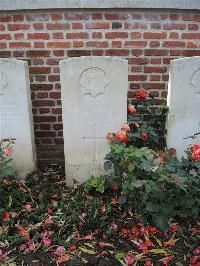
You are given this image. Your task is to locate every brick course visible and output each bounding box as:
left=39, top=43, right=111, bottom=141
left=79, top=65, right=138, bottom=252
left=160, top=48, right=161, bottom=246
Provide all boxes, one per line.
left=0, top=9, right=199, bottom=161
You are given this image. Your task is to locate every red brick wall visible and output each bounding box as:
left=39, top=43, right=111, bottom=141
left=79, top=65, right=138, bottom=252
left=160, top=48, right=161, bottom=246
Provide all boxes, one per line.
left=0, top=10, right=200, bottom=161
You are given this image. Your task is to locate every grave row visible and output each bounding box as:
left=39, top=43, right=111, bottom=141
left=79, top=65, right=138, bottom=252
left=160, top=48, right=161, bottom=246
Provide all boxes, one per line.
left=0, top=57, right=199, bottom=185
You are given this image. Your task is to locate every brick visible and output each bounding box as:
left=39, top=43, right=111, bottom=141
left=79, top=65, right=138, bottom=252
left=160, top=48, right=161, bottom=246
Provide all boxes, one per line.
left=85, top=23, right=110, bottom=29
left=144, top=13, right=159, bottom=21
left=35, top=75, right=46, bottom=82
left=169, top=14, right=180, bottom=20
left=150, top=58, right=162, bottom=64
left=0, top=15, right=12, bottom=22
left=72, top=23, right=83, bottom=29
left=31, top=84, right=53, bottom=91
left=92, top=50, right=104, bottom=56
left=105, top=49, right=129, bottom=56
left=26, top=50, right=50, bottom=57
left=150, top=23, right=161, bottom=29
left=0, top=34, right=11, bottom=40
left=104, top=13, right=128, bottom=20
left=64, top=13, right=89, bottom=20
left=46, top=23, right=70, bottom=30
left=131, top=13, right=142, bottom=20
left=162, top=75, right=169, bottom=81
left=52, top=108, right=62, bottom=114
left=26, top=14, right=49, bottom=21
left=51, top=14, right=63, bottom=20
left=67, top=50, right=91, bottom=57
left=53, top=50, right=64, bottom=57
left=131, top=66, right=142, bottom=72
left=86, top=41, right=108, bottom=48
left=125, top=22, right=147, bottom=30
left=92, top=32, right=102, bottom=39
left=53, top=124, right=63, bottom=130
left=150, top=75, right=161, bottom=81
left=150, top=41, right=160, bottom=48
left=32, top=58, right=44, bottom=65
left=112, top=41, right=122, bottom=48
left=124, top=41, right=147, bottom=47
left=143, top=32, right=167, bottom=39
left=33, top=100, right=55, bottom=107
left=169, top=32, right=179, bottom=39
left=13, top=15, right=24, bottom=22
left=182, top=33, right=200, bottom=39
left=188, top=24, right=198, bottom=30
left=0, top=25, right=5, bottom=31
left=92, top=13, right=103, bottom=20
left=144, top=66, right=167, bottom=73
left=47, top=42, right=71, bottom=48
left=73, top=41, right=84, bottom=47
left=66, top=32, right=89, bottom=39
left=35, top=131, right=56, bottom=137
left=131, top=32, right=142, bottom=39
left=13, top=51, right=24, bottom=57
left=28, top=33, right=50, bottom=40
left=14, top=33, right=24, bottom=39
left=34, top=42, right=45, bottom=48
left=8, top=24, right=30, bottom=31
left=145, top=49, right=169, bottom=56
left=129, top=75, right=147, bottom=81
left=9, top=42, right=31, bottom=48
left=128, top=58, right=149, bottom=65
left=53, top=67, right=60, bottom=73
left=53, top=32, right=64, bottom=39
left=49, top=92, right=61, bottom=99
left=182, top=50, right=200, bottom=56
left=54, top=138, right=64, bottom=144
left=170, top=50, right=182, bottom=56
left=163, top=23, right=186, bottom=30
left=142, top=83, right=166, bottom=90
left=47, top=58, right=60, bottom=65
left=0, top=43, right=6, bottom=48
left=48, top=75, right=60, bottom=82
left=105, top=32, right=128, bottom=39
left=132, top=49, right=143, bottom=56
left=29, top=67, right=51, bottom=74
left=163, top=41, right=185, bottom=48
left=187, top=41, right=198, bottom=48
left=112, top=22, right=122, bottom=29
left=40, top=123, right=51, bottom=129
left=33, top=23, right=44, bottom=30
left=37, top=92, right=48, bottom=98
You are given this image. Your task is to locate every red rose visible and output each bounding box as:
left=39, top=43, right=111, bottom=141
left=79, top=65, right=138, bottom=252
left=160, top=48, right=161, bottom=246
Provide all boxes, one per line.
left=141, top=132, right=148, bottom=141
left=107, top=133, right=115, bottom=142
left=121, top=124, right=130, bottom=132
left=135, top=89, right=148, bottom=100
left=128, top=104, right=137, bottom=114
left=116, top=130, right=128, bottom=143
left=192, top=144, right=200, bottom=160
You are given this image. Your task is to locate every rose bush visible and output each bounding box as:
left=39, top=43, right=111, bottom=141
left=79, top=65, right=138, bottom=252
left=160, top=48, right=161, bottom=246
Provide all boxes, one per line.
left=0, top=138, right=15, bottom=178
left=86, top=89, right=200, bottom=230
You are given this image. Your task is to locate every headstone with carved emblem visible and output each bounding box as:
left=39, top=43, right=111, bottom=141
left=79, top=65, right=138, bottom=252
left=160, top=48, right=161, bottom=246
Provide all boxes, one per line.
left=166, top=57, right=200, bottom=159
left=60, top=57, right=128, bottom=185
left=0, top=59, right=36, bottom=176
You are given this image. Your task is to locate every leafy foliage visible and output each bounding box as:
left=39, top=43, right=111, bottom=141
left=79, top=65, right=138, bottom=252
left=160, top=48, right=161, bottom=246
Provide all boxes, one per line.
left=0, top=138, right=15, bottom=178
left=84, top=175, right=106, bottom=193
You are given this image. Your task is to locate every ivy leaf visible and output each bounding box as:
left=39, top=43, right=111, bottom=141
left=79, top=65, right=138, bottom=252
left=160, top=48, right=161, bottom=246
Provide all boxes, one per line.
left=79, top=247, right=97, bottom=255
left=118, top=196, right=127, bottom=205
left=153, top=215, right=168, bottom=231
left=104, top=161, right=112, bottom=171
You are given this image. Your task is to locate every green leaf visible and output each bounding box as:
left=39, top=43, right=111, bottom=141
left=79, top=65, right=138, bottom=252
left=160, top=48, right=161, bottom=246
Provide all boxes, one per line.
left=104, top=161, right=112, bottom=171
left=153, top=215, right=168, bottom=231
left=132, top=180, right=145, bottom=188
left=79, top=247, right=97, bottom=255
left=118, top=196, right=127, bottom=205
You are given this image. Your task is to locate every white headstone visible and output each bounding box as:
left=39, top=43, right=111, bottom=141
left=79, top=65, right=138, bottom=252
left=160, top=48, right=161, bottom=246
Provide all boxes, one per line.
left=167, top=56, right=200, bottom=159
left=60, top=57, right=128, bottom=185
left=0, top=59, right=36, bottom=176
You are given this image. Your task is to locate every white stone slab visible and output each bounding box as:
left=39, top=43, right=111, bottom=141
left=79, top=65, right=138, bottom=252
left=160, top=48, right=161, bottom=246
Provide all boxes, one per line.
left=166, top=57, right=200, bottom=159
left=0, top=59, right=36, bottom=177
left=0, top=0, right=199, bottom=11
left=60, top=56, right=128, bottom=185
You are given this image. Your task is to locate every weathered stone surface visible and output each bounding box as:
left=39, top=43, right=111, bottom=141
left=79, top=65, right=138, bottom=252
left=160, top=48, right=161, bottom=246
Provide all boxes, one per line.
left=166, top=56, right=200, bottom=159
left=0, top=0, right=199, bottom=11
left=0, top=59, right=36, bottom=176
left=60, top=56, right=128, bottom=184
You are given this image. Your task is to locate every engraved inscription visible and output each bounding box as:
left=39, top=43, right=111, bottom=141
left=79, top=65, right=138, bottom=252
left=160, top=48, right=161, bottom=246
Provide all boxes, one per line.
left=0, top=72, right=7, bottom=95
left=79, top=67, right=109, bottom=98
